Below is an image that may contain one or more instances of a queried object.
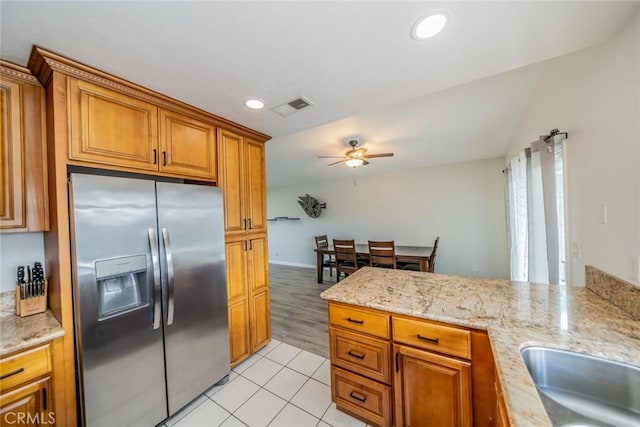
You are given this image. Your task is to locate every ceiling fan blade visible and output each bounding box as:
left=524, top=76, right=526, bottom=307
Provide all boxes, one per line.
left=353, top=148, right=368, bottom=157
left=327, top=159, right=346, bottom=166
left=362, top=160, right=370, bottom=166
left=318, top=155, right=346, bottom=159
left=364, top=153, right=394, bottom=159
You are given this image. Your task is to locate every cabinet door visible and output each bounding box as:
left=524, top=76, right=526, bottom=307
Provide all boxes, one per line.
left=159, top=109, right=217, bottom=180
left=218, top=129, right=245, bottom=233
left=0, top=376, right=53, bottom=427
left=68, top=78, right=158, bottom=171
left=247, top=235, right=268, bottom=293
left=394, top=344, right=472, bottom=427
left=244, top=139, right=266, bottom=232
left=0, top=77, right=25, bottom=229
left=247, top=235, right=270, bottom=350
left=250, top=290, right=270, bottom=352
left=0, top=68, right=47, bottom=233
left=225, top=237, right=251, bottom=365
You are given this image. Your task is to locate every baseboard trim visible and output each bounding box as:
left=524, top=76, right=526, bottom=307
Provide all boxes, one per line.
left=269, top=260, right=316, bottom=269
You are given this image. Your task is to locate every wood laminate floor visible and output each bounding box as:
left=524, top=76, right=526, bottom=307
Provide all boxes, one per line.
left=269, top=264, right=337, bottom=358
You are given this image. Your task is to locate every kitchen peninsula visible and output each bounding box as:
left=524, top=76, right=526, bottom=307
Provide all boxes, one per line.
left=320, top=267, right=640, bottom=426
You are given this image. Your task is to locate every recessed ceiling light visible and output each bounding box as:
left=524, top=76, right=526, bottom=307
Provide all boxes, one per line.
left=411, top=13, right=448, bottom=40
left=244, top=98, right=265, bottom=109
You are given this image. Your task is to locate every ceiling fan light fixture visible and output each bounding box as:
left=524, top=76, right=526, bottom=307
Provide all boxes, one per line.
left=411, top=12, right=448, bottom=40
left=346, top=158, right=364, bottom=168
left=244, top=98, right=265, bottom=109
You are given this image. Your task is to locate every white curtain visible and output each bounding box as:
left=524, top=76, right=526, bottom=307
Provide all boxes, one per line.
left=507, top=152, right=528, bottom=282
left=506, top=134, right=567, bottom=284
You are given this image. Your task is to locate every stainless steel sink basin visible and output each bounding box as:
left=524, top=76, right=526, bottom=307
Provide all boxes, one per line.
left=520, top=346, right=640, bottom=427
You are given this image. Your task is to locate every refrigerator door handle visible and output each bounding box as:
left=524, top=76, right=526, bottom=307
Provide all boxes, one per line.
left=162, top=227, right=176, bottom=325
left=148, top=228, right=162, bottom=330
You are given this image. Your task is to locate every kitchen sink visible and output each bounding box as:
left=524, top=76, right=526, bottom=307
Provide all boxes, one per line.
left=520, top=346, right=640, bottom=427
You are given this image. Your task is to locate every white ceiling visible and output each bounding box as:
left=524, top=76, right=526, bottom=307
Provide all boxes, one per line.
left=1, top=1, right=638, bottom=187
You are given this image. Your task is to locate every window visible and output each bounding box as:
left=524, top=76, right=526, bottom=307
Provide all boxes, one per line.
left=506, top=133, right=567, bottom=284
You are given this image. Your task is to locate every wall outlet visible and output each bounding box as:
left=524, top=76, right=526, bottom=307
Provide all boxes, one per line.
left=470, top=264, right=478, bottom=272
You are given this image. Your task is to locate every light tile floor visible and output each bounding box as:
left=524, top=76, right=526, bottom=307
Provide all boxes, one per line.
left=162, top=340, right=370, bottom=427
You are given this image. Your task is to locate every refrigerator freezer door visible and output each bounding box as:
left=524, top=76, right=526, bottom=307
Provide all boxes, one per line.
left=69, top=173, right=167, bottom=427
left=156, top=182, right=229, bottom=415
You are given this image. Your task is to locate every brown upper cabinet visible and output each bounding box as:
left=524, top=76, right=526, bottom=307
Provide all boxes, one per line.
left=218, top=129, right=266, bottom=233
left=67, top=78, right=218, bottom=181
left=159, top=108, right=217, bottom=180
left=0, top=61, right=49, bottom=232
left=29, top=47, right=268, bottom=183
left=68, top=78, right=159, bottom=172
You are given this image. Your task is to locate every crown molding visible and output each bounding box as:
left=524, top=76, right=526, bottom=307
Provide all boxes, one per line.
left=0, top=60, right=41, bottom=85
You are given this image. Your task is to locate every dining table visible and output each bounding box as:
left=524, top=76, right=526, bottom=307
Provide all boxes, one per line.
left=314, top=243, right=434, bottom=283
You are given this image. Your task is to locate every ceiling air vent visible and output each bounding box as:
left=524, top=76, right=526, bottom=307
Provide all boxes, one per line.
left=271, top=96, right=314, bottom=117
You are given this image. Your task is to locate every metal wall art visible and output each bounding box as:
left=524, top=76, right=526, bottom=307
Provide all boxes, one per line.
left=298, top=194, right=326, bottom=218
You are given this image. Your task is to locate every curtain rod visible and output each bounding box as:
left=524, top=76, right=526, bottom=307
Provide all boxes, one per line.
left=502, top=129, right=568, bottom=174
left=544, top=128, right=568, bottom=141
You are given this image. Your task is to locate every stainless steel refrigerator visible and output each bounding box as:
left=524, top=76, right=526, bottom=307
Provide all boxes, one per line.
left=69, top=172, right=229, bottom=426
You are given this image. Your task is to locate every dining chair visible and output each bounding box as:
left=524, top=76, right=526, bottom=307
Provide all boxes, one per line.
left=428, top=236, right=439, bottom=273
left=333, top=239, right=364, bottom=281
left=315, top=235, right=336, bottom=277
left=368, top=240, right=396, bottom=269
left=402, top=237, right=439, bottom=272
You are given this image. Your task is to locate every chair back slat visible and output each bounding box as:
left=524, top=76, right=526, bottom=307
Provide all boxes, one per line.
left=333, top=239, right=357, bottom=264
left=315, top=235, right=329, bottom=249
left=368, top=240, right=396, bottom=269
left=333, top=239, right=363, bottom=282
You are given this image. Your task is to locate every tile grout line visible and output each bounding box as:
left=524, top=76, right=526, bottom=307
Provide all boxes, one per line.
left=198, top=342, right=333, bottom=427
left=231, top=358, right=332, bottom=425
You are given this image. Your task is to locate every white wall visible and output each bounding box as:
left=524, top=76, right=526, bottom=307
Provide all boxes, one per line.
left=505, top=14, right=640, bottom=286
left=0, top=233, right=46, bottom=292
left=267, top=157, right=509, bottom=279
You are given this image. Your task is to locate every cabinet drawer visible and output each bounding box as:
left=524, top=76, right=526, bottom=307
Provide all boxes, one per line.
left=332, top=366, right=392, bottom=427
left=0, top=344, right=52, bottom=391
left=330, top=327, right=391, bottom=384
left=393, top=317, right=471, bottom=359
left=329, top=304, right=390, bottom=339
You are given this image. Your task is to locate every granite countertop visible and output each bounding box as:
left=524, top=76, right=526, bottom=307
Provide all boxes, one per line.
left=0, top=292, right=65, bottom=357
left=320, top=267, right=640, bottom=427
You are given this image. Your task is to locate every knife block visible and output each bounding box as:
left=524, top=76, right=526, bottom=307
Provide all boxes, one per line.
left=15, top=279, right=48, bottom=317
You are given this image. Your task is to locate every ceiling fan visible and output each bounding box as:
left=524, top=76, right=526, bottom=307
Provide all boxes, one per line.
left=318, top=140, right=394, bottom=168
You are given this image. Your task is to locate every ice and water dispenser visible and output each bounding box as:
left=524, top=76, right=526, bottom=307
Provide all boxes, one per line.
left=95, top=254, right=149, bottom=320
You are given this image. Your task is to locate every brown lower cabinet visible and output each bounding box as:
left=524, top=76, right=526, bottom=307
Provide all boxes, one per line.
left=332, top=366, right=393, bottom=427
left=0, top=343, right=56, bottom=427
left=394, top=344, right=471, bottom=427
left=328, top=302, right=498, bottom=427
left=225, top=233, right=271, bottom=366
left=0, top=377, right=52, bottom=427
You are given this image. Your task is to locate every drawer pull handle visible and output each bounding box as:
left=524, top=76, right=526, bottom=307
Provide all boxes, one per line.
left=349, top=391, right=367, bottom=403
left=0, top=367, right=24, bottom=380
left=347, top=317, right=364, bottom=324
left=347, top=350, right=365, bottom=360
left=417, top=334, right=439, bottom=344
